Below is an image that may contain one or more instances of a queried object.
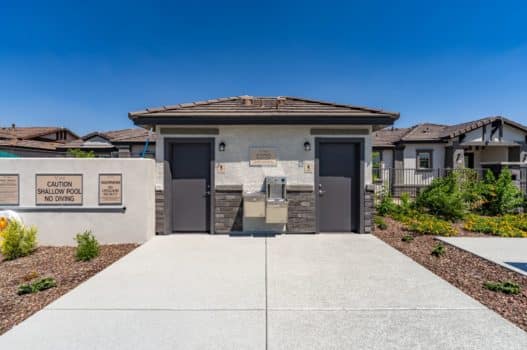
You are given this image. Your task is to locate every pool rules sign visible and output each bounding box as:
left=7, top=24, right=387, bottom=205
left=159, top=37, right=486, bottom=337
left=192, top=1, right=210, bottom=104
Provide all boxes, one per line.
left=36, top=174, right=83, bottom=205
left=99, top=174, right=122, bottom=205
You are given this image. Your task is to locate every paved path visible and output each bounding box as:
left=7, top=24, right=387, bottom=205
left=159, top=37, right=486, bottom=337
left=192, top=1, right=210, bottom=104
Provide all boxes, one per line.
left=1, top=235, right=526, bottom=349
left=439, top=237, right=527, bottom=276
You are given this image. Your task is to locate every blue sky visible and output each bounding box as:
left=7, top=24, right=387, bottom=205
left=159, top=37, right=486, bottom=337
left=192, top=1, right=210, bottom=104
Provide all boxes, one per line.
left=1, top=0, right=526, bottom=134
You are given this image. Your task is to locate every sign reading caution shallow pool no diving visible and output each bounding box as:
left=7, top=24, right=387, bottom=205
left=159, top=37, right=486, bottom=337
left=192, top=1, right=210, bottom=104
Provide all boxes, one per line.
left=36, top=174, right=83, bottom=205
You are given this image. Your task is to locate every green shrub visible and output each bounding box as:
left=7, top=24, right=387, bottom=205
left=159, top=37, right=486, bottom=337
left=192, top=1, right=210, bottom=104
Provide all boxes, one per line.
left=488, top=168, right=524, bottom=215
left=416, top=172, right=467, bottom=221
left=376, top=189, right=398, bottom=217
left=17, top=277, right=57, bottom=295
left=399, top=192, right=414, bottom=216
left=431, top=242, right=446, bottom=257
left=374, top=216, right=387, bottom=230
left=0, top=220, right=37, bottom=260
left=75, top=231, right=100, bottom=261
left=484, top=281, right=521, bottom=295
left=67, top=149, right=95, bottom=158
left=406, top=214, right=457, bottom=236
left=401, top=235, right=414, bottom=242
left=458, top=169, right=488, bottom=211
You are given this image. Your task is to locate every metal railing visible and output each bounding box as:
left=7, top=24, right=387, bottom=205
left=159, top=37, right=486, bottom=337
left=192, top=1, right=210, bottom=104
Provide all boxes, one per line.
left=374, top=167, right=527, bottom=198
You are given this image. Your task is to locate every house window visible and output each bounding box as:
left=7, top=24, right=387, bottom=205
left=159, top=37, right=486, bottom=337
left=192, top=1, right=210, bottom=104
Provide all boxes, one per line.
left=416, top=150, right=433, bottom=169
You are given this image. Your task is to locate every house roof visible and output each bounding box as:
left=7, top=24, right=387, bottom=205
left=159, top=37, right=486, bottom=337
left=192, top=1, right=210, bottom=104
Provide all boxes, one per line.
left=373, top=116, right=527, bottom=148
left=0, top=138, right=62, bottom=151
left=440, top=116, right=527, bottom=139
left=400, top=123, right=448, bottom=142
left=372, top=128, right=411, bottom=148
left=0, top=126, right=79, bottom=140
left=129, top=96, right=399, bottom=127
left=102, top=128, right=157, bottom=143
left=57, top=128, right=155, bottom=150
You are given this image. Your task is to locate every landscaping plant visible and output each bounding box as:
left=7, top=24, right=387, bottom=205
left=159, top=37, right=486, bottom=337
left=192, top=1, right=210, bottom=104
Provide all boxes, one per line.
left=376, top=188, right=398, bottom=217
left=483, top=168, right=524, bottom=215
left=75, top=230, right=100, bottom=261
left=406, top=214, right=458, bottom=236
left=463, top=214, right=527, bottom=237
left=431, top=242, right=446, bottom=257
left=374, top=216, right=387, bottom=230
left=401, top=235, right=414, bottom=242
left=17, top=277, right=57, bottom=295
left=484, top=281, right=521, bottom=295
left=415, top=172, right=467, bottom=221
left=67, top=148, right=95, bottom=158
left=0, top=220, right=37, bottom=260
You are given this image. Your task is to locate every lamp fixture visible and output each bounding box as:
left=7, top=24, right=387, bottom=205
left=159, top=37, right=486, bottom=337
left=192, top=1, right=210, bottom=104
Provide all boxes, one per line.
left=219, top=141, right=226, bottom=152
left=304, top=141, right=311, bottom=152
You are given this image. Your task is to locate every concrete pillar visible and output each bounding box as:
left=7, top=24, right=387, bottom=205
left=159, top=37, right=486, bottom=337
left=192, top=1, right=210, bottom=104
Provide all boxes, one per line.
left=451, top=142, right=464, bottom=169
left=520, top=142, right=527, bottom=164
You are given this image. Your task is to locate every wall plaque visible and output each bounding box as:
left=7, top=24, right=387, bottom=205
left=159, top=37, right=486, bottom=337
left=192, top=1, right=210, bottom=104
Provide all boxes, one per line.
left=0, top=174, right=19, bottom=206
left=249, top=147, right=277, bottom=166
left=99, top=174, right=122, bottom=205
left=36, top=174, right=83, bottom=205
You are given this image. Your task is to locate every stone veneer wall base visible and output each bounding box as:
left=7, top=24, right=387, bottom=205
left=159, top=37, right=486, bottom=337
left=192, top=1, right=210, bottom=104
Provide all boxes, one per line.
left=214, top=185, right=243, bottom=233
left=286, top=185, right=316, bottom=233
left=155, top=189, right=167, bottom=235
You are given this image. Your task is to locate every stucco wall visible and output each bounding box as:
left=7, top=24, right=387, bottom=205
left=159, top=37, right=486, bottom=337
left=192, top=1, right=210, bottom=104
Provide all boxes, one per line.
left=156, top=125, right=373, bottom=192
left=464, top=124, right=526, bottom=143
left=480, top=147, right=509, bottom=163
left=0, top=158, right=155, bottom=245
left=403, top=143, right=445, bottom=169
left=381, top=149, right=393, bottom=168
left=502, top=124, right=526, bottom=142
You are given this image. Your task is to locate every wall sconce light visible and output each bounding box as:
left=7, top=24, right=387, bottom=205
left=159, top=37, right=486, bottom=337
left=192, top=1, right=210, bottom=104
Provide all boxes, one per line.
left=219, top=141, right=226, bottom=152
left=304, top=141, right=311, bottom=152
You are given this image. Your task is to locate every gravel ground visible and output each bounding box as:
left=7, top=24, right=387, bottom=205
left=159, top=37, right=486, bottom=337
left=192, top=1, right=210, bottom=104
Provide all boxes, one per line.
left=374, top=218, right=527, bottom=332
left=0, top=244, right=137, bottom=335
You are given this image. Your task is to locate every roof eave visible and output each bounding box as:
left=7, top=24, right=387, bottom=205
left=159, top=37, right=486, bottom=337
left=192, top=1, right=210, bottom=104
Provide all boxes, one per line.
left=131, top=114, right=398, bottom=126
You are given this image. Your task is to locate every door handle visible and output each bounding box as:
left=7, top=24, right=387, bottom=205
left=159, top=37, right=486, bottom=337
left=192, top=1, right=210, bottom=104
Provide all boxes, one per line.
left=318, top=189, right=326, bottom=196
left=205, top=191, right=211, bottom=196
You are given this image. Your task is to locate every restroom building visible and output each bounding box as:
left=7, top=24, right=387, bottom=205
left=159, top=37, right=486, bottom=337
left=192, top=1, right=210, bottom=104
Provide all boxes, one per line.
left=129, top=96, right=399, bottom=234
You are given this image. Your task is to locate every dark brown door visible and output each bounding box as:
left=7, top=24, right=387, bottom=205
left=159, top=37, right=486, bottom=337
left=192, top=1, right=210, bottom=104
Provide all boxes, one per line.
left=169, top=140, right=212, bottom=232
left=317, top=140, right=359, bottom=232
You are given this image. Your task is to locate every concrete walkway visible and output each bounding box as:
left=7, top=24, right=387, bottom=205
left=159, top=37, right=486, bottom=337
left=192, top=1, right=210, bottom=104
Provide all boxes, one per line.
left=439, top=237, right=527, bottom=276
left=1, top=235, right=526, bottom=349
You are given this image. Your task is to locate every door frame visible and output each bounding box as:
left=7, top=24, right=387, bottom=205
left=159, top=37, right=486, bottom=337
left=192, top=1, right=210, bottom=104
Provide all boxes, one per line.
left=164, top=137, right=215, bottom=234
left=315, top=137, right=365, bottom=234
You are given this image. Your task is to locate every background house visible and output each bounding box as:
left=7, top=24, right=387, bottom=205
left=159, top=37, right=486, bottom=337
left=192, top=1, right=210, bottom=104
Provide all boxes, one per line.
left=0, top=125, right=78, bottom=157
left=0, top=125, right=155, bottom=158
left=373, top=116, right=527, bottom=196
left=57, top=128, right=156, bottom=158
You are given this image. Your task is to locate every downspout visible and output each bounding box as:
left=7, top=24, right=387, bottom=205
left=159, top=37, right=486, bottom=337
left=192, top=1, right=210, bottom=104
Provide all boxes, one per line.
left=140, top=128, right=153, bottom=158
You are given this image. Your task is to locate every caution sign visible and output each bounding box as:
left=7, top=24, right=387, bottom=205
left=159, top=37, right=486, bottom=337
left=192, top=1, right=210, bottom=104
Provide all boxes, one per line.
left=36, top=174, right=83, bottom=205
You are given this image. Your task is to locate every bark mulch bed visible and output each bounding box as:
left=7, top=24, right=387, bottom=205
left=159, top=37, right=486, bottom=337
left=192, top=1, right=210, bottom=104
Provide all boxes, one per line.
left=374, top=218, right=527, bottom=332
left=0, top=244, right=137, bottom=335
